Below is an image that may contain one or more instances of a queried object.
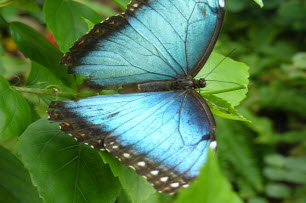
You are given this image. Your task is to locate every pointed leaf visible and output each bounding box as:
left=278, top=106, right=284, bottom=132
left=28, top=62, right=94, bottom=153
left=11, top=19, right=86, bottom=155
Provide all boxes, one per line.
left=18, top=119, right=121, bottom=203
left=196, top=52, right=249, bottom=107
left=100, top=151, right=156, bottom=203
left=265, top=183, right=291, bottom=198
left=0, top=75, right=31, bottom=139
left=0, top=146, right=42, bottom=203
left=216, top=117, right=264, bottom=192
left=264, top=167, right=306, bottom=184
left=253, top=0, right=264, bottom=8
left=9, top=22, right=75, bottom=87
left=111, top=0, right=130, bottom=11
left=44, top=0, right=102, bottom=53
left=9, top=0, right=39, bottom=11
left=202, top=94, right=249, bottom=121
left=0, top=0, right=14, bottom=7
left=26, top=61, right=66, bottom=90
left=176, top=150, right=243, bottom=203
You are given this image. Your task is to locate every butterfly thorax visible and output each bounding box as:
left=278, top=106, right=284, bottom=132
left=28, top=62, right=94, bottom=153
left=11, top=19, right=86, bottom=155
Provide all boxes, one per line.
left=119, top=78, right=206, bottom=93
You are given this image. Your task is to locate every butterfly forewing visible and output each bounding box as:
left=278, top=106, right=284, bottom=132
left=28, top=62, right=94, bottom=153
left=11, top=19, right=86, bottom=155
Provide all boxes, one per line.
left=61, top=0, right=225, bottom=87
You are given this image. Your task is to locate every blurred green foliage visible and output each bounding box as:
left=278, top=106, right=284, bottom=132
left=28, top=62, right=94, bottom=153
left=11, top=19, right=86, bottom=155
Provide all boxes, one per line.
left=0, top=0, right=305, bottom=202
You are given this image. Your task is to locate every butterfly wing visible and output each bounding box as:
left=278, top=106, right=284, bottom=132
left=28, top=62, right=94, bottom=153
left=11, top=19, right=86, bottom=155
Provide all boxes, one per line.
left=62, top=0, right=225, bottom=87
left=48, top=90, right=215, bottom=193
left=125, top=0, right=225, bottom=77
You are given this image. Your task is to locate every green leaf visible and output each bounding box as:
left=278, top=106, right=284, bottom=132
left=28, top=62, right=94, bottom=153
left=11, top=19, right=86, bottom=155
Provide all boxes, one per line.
left=267, top=131, right=306, bottom=144
left=26, top=61, right=74, bottom=95
left=0, top=54, right=31, bottom=78
left=263, top=154, right=306, bottom=184
left=203, top=94, right=249, bottom=121
left=264, top=167, right=306, bottom=184
left=237, top=108, right=275, bottom=144
left=0, top=0, right=14, bottom=7
left=82, top=1, right=116, bottom=18
left=9, top=0, right=39, bottom=11
left=248, top=197, right=269, bottom=203
left=0, top=75, right=31, bottom=139
left=265, top=183, right=291, bottom=198
left=100, top=151, right=156, bottom=203
left=292, top=52, right=306, bottom=69
left=216, top=117, right=264, bottom=192
left=25, top=61, right=74, bottom=117
left=18, top=119, right=121, bottom=203
left=82, top=17, right=96, bottom=31
left=44, top=0, right=102, bottom=53
left=253, top=0, right=264, bottom=8
left=9, top=22, right=75, bottom=88
left=116, top=190, right=172, bottom=203
left=26, top=61, right=66, bottom=89
left=236, top=177, right=257, bottom=198
left=0, top=145, right=42, bottom=203
left=264, top=154, right=306, bottom=172
left=176, top=150, right=243, bottom=203
left=111, top=0, right=130, bottom=11
left=196, top=52, right=249, bottom=107
left=257, top=82, right=305, bottom=115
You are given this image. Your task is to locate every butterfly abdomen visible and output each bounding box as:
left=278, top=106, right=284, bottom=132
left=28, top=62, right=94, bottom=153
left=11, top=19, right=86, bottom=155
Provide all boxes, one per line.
left=119, top=79, right=206, bottom=93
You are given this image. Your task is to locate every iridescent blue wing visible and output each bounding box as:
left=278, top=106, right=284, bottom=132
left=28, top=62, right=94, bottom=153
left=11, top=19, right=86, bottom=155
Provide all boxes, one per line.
left=61, top=0, right=225, bottom=87
left=48, top=90, right=216, bottom=193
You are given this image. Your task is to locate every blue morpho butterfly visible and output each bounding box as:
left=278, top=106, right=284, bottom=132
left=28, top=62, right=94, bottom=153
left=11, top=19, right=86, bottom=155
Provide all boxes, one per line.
left=48, top=0, right=226, bottom=194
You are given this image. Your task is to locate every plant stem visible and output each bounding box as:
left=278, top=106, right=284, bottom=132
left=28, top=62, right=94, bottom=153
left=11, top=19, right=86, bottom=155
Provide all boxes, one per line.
left=200, top=85, right=247, bottom=95
left=12, top=86, right=99, bottom=100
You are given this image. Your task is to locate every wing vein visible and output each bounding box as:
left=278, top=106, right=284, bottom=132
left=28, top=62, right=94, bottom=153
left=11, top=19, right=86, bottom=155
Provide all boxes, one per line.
left=129, top=15, right=188, bottom=76
left=116, top=30, right=181, bottom=76
left=185, top=4, right=197, bottom=72
left=86, top=50, right=176, bottom=79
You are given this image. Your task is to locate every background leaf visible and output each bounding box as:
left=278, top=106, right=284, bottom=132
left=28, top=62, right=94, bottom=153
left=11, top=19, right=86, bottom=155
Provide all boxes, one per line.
left=0, top=75, right=31, bottom=140
left=203, top=94, right=249, bottom=121
left=44, top=0, right=102, bottom=53
left=18, top=119, right=121, bottom=203
left=0, top=0, right=15, bottom=7
left=9, top=22, right=75, bottom=88
left=176, top=150, right=243, bottom=203
left=100, top=151, right=156, bottom=203
left=8, top=0, right=39, bottom=11
left=111, top=0, right=130, bottom=11
left=216, top=117, right=264, bottom=192
left=0, top=145, right=42, bottom=203
left=26, top=61, right=67, bottom=90
left=253, top=0, right=264, bottom=8
left=196, top=52, right=249, bottom=107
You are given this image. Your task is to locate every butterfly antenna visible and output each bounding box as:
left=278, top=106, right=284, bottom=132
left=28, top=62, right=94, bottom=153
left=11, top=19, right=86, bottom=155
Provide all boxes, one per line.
left=204, top=48, right=237, bottom=79
left=205, top=79, right=242, bottom=86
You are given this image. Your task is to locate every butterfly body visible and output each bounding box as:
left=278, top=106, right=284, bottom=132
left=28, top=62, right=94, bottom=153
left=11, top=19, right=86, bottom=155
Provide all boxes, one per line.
left=49, top=0, right=225, bottom=194
left=119, top=78, right=206, bottom=93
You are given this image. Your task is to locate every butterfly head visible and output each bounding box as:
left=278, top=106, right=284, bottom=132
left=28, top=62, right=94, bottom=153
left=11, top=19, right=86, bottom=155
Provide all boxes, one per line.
left=173, top=78, right=206, bottom=90
left=194, top=78, right=206, bottom=89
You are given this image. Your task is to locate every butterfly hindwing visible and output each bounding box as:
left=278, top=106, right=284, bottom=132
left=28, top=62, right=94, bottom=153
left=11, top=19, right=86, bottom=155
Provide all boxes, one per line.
left=61, top=0, right=225, bottom=87
left=48, top=91, right=215, bottom=193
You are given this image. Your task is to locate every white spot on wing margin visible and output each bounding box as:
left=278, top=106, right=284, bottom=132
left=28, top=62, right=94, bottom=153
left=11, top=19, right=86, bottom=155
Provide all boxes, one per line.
left=219, top=0, right=225, bottom=8
left=210, top=141, right=217, bottom=149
